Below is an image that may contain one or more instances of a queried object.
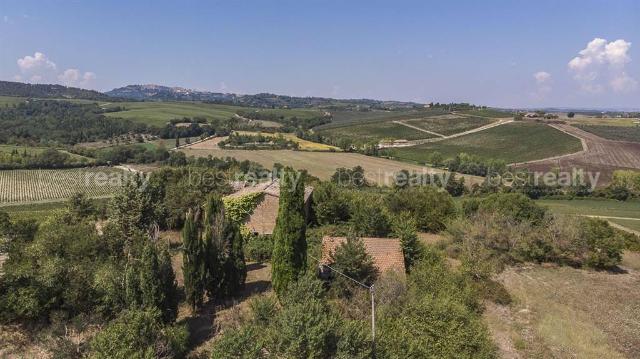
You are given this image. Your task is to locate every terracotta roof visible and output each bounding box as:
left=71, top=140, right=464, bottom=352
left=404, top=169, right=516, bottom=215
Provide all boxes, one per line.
left=226, top=179, right=313, bottom=235
left=320, top=236, right=406, bottom=279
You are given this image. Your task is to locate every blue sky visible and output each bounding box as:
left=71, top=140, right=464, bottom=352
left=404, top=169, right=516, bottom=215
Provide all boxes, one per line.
left=1, top=0, right=638, bottom=108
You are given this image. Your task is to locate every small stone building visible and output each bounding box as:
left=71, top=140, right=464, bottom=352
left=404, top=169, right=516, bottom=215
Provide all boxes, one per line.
left=226, top=179, right=313, bottom=235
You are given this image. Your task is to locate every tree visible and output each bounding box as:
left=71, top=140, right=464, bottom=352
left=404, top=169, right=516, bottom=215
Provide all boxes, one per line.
left=385, top=187, right=456, bottom=232
left=567, top=112, right=575, bottom=118
left=182, top=210, right=205, bottom=311
left=328, top=236, right=378, bottom=297
left=271, top=167, right=308, bottom=297
left=175, top=133, right=180, bottom=148
left=392, top=213, right=421, bottom=271
left=66, top=192, right=96, bottom=221
left=312, top=182, right=350, bottom=225
left=137, top=242, right=179, bottom=323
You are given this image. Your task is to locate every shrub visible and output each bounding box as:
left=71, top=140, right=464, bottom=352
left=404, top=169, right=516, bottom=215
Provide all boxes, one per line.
left=244, top=234, right=274, bottom=262
left=88, top=309, right=188, bottom=359
left=385, top=186, right=456, bottom=232
left=327, top=236, right=379, bottom=297
left=463, top=192, right=547, bottom=225
left=377, top=250, right=495, bottom=358
left=210, top=276, right=371, bottom=358
left=312, top=182, right=350, bottom=225
left=349, top=192, right=392, bottom=237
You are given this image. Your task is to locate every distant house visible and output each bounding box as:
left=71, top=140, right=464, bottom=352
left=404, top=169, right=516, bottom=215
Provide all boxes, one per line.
left=319, top=236, right=406, bottom=280
left=225, top=179, right=313, bottom=235
left=524, top=112, right=538, bottom=118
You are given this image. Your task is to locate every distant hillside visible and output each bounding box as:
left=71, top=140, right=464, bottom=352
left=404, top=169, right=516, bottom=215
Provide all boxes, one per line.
left=0, top=80, right=111, bottom=101
left=106, top=84, right=423, bottom=109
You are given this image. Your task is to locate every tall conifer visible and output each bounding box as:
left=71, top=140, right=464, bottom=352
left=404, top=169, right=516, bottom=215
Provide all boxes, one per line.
left=271, top=167, right=307, bottom=297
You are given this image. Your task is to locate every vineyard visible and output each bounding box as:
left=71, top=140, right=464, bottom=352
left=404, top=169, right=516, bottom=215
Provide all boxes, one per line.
left=0, top=167, right=130, bottom=204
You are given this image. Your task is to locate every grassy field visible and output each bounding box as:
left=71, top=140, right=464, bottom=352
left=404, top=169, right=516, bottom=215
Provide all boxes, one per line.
left=0, top=144, right=93, bottom=162
left=537, top=198, right=640, bottom=218
left=234, top=131, right=339, bottom=151
left=575, top=124, right=640, bottom=143
left=0, top=96, right=27, bottom=106
left=485, top=265, right=640, bottom=358
left=103, top=101, right=322, bottom=127
left=180, top=140, right=484, bottom=185
left=317, top=108, right=449, bottom=129
left=567, top=117, right=639, bottom=127
left=388, top=122, right=583, bottom=164
left=456, top=108, right=513, bottom=118
left=318, top=120, right=438, bottom=142
left=404, top=116, right=492, bottom=136
left=0, top=197, right=111, bottom=221
left=0, top=167, right=129, bottom=204
left=538, top=198, right=640, bottom=231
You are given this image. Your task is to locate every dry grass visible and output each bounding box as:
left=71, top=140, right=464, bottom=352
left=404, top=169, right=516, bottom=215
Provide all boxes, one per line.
left=485, top=264, right=640, bottom=358
left=180, top=137, right=484, bottom=186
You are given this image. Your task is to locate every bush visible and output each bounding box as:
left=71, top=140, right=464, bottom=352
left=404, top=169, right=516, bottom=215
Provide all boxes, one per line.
left=462, top=192, right=547, bottom=225
left=385, top=186, right=456, bottom=232
left=210, top=276, right=371, bottom=358
left=244, top=234, right=273, bottom=262
left=88, top=309, right=188, bottom=359
left=312, top=182, right=350, bottom=225
left=377, top=249, right=495, bottom=358
left=327, top=236, right=379, bottom=297
left=348, top=192, right=392, bottom=237
left=448, top=212, right=625, bottom=270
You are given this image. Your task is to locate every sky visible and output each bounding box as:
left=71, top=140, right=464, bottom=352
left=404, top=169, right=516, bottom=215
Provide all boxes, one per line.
left=1, top=0, right=638, bottom=108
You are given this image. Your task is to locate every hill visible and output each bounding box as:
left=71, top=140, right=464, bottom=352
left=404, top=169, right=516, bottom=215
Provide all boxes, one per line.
left=106, top=84, right=424, bottom=109
left=0, top=80, right=111, bottom=101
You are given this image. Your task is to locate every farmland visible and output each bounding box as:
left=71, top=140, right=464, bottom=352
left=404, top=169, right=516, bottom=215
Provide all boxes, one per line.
left=0, top=144, right=93, bottom=162
left=318, top=120, right=438, bottom=142
left=0, top=96, right=27, bottom=106
left=388, top=122, right=583, bottom=164
left=575, top=124, right=640, bottom=143
left=538, top=198, right=640, bottom=231
left=403, top=115, right=492, bottom=136
left=518, top=124, right=640, bottom=183
left=102, top=101, right=323, bottom=127
left=316, top=108, right=449, bottom=129
left=180, top=137, right=484, bottom=185
left=0, top=167, right=129, bottom=204
left=233, top=131, right=339, bottom=151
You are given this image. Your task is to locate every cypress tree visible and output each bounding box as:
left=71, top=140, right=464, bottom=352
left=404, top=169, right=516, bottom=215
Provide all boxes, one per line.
left=202, top=195, right=223, bottom=297
left=182, top=210, right=205, bottom=311
left=139, top=241, right=163, bottom=311
left=219, top=220, right=247, bottom=296
left=271, top=167, right=307, bottom=297
left=157, top=245, right=179, bottom=323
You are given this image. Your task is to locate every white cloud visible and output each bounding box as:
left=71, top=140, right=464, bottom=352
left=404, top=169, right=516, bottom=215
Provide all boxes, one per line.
left=83, top=72, right=96, bottom=82
left=17, top=52, right=56, bottom=72
left=610, top=72, right=638, bottom=93
left=58, top=68, right=96, bottom=86
left=13, top=52, right=96, bottom=87
left=534, top=71, right=551, bottom=84
left=58, top=68, right=80, bottom=83
left=531, top=71, right=552, bottom=100
left=568, top=38, right=636, bottom=93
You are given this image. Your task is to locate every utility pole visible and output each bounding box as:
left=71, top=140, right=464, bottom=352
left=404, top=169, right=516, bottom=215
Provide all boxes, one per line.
left=370, top=284, right=376, bottom=355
